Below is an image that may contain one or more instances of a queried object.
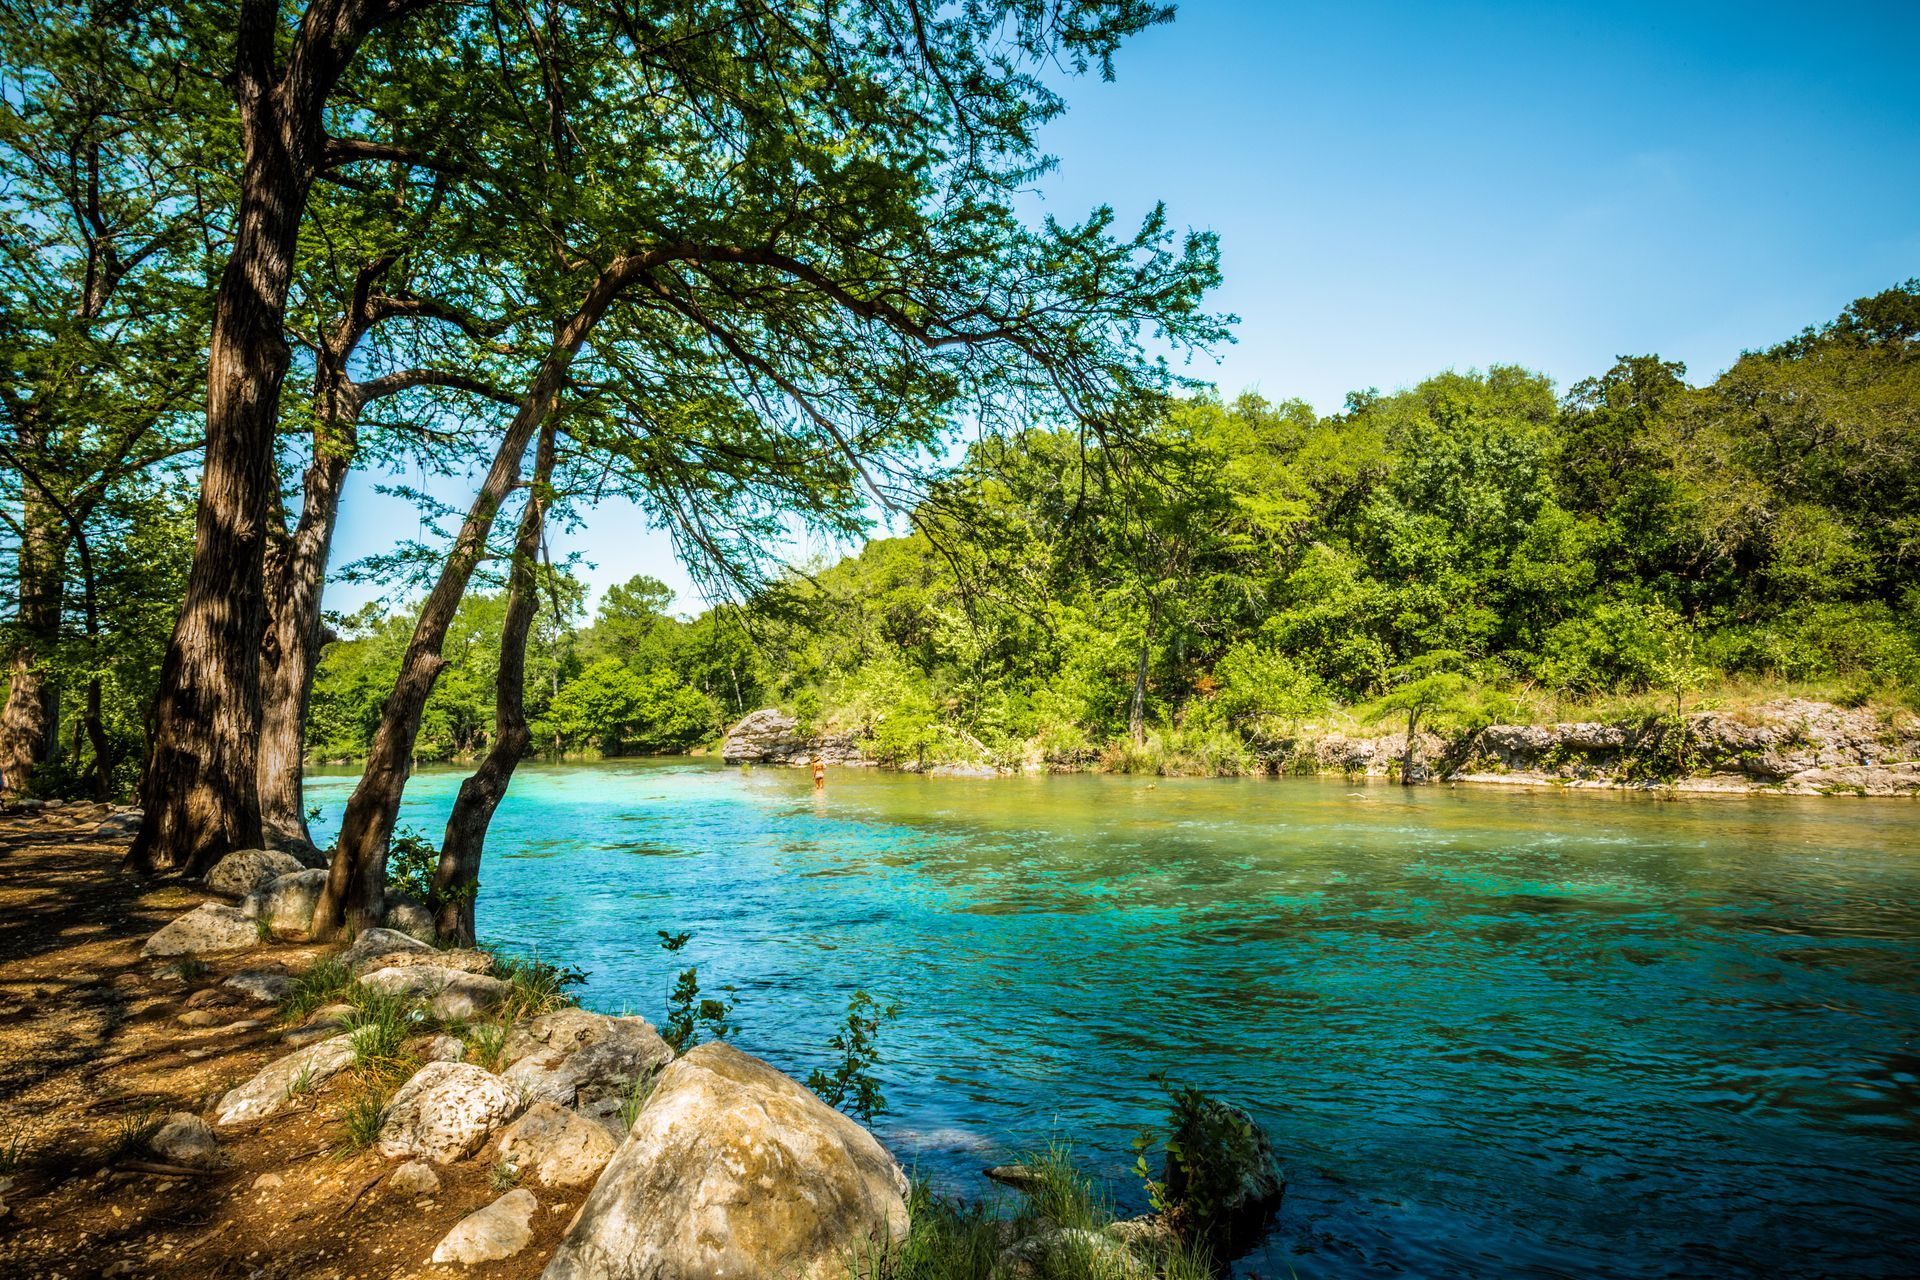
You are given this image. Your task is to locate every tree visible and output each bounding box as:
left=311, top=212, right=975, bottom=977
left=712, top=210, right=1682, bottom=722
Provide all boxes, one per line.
left=1361, top=651, right=1475, bottom=785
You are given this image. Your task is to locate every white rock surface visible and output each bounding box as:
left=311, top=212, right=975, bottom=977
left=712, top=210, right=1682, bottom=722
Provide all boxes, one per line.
left=141, top=903, right=260, bottom=958
left=240, top=868, right=328, bottom=936
left=383, top=895, right=437, bottom=941
left=504, top=1010, right=671, bottom=1109
left=360, top=964, right=508, bottom=1021
left=539, top=1042, right=908, bottom=1280
left=204, top=848, right=307, bottom=898
left=496, top=1101, right=618, bottom=1188
left=222, top=971, right=292, bottom=1003
left=376, top=1061, right=522, bottom=1164
left=432, top=1189, right=538, bottom=1265
left=388, top=1160, right=441, bottom=1197
left=215, top=1035, right=357, bottom=1126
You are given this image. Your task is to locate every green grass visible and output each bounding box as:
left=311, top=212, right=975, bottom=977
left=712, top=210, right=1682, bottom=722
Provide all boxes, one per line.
left=0, top=1133, right=31, bottom=1172
left=170, top=956, right=209, bottom=982
left=461, top=1019, right=509, bottom=1072
left=340, top=985, right=426, bottom=1077
left=490, top=952, right=585, bottom=1023
left=488, top=1158, right=522, bottom=1191
left=279, top=955, right=353, bottom=1024
left=340, top=1083, right=390, bottom=1151
left=107, top=1106, right=162, bottom=1161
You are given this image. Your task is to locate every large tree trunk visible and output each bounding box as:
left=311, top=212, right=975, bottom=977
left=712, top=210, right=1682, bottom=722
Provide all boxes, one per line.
left=0, top=430, right=67, bottom=797
left=129, top=0, right=409, bottom=876
left=431, top=421, right=557, bottom=944
left=312, top=270, right=626, bottom=938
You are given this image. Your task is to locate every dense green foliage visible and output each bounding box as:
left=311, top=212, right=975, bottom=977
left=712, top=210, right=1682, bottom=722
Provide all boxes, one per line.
left=300, top=283, right=1919, bottom=770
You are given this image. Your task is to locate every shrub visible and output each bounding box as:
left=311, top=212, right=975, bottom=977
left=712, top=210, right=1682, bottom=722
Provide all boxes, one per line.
left=806, top=991, right=899, bottom=1124
left=387, top=828, right=439, bottom=903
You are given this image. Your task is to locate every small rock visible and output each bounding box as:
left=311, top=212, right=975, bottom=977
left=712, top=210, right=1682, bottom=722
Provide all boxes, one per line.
left=983, top=1164, right=1047, bottom=1193
left=149, top=1113, right=221, bottom=1169
left=253, top=1172, right=284, bottom=1190
left=430, top=1188, right=537, bottom=1265
left=141, top=903, right=260, bottom=958
left=240, top=868, right=328, bottom=937
left=387, top=1160, right=441, bottom=1197
left=495, top=1101, right=618, bottom=1188
left=383, top=894, right=437, bottom=941
left=223, top=971, right=293, bottom=1003
left=215, top=1035, right=357, bottom=1126
left=176, top=1008, right=232, bottom=1028
left=376, top=1061, right=522, bottom=1164
left=421, top=1033, right=467, bottom=1063
left=338, top=926, right=433, bottom=972
left=204, top=848, right=306, bottom=897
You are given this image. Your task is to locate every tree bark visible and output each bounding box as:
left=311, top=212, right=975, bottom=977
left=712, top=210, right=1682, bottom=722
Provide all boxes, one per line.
left=131, top=0, right=427, bottom=876
left=1401, top=707, right=1422, bottom=786
left=312, top=263, right=631, bottom=938
left=1128, top=631, right=1150, bottom=746
left=0, top=485, right=65, bottom=797
left=431, top=421, right=557, bottom=944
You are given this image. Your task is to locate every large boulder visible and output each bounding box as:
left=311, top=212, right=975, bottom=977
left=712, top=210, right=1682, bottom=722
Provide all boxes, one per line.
left=504, top=1011, right=672, bottom=1110
left=433, top=1189, right=539, bottom=1265
left=338, top=926, right=432, bottom=972
left=540, top=1041, right=909, bottom=1280
left=383, top=894, right=437, bottom=941
left=496, top=1101, right=619, bottom=1188
left=141, top=903, right=260, bottom=958
left=360, top=964, right=508, bottom=1021
left=376, top=1061, right=522, bottom=1164
left=215, top=1035, right=358, bottom=1126
left=240, top=868, right=328, bottom=936
left=204, top=848, right=307, bottom=898
left=1161, top=1094, right=1285, bottom=1256
left=149, top=1113, right=222, bottom=1169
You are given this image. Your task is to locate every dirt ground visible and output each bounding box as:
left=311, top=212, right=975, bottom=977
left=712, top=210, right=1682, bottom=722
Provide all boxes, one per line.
left=0, top=810, right=572, bottom=1280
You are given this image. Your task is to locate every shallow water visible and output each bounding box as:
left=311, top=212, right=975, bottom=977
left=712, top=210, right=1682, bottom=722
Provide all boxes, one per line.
left=307, top=762, right=1920, bottom=1278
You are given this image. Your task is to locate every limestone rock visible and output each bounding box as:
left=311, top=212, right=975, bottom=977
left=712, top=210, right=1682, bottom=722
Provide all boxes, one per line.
left=421, top=1033, right=467, bottom=1063
left=269, top=838, right=331, bottom=869
left=720, top=708, right=869, bottom=767
left=215, top=1035, right=357, bottom=1126
left=376, top=1061, right=522, bottom=1164
left=283, top=1002, right=353, bottom=1047
left=497, top=1101, right=618, bottom=1188
left=540, top=1041, right=908, bottom=1280
left=338, top=926, right=432, bottom=972
left=241, top=868, right=328, bottom=937
left=149, top=1113, right=221, bottom=1169
left=141, top=903, right=260, bottom=958
left=205, top=848, right=307, bottom=898
left=93, top=811, right=143, bottom=839
left=504, top=1012, right=671, bottom=1109
left=223, top=971, right=292, bottom=1003
left=383, top=894, right=437, bottom=941
left=432, top=1188, right=538, bottom=1266
left=360, top=964, right=508, bottom=1021
left=372, top=946, right=495, bottom=975
left=388, top=1160, right=441, bottom=1197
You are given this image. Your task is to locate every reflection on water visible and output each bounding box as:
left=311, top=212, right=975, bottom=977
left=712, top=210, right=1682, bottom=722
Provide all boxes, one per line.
left=307, top=762, right=1920, bottom=1278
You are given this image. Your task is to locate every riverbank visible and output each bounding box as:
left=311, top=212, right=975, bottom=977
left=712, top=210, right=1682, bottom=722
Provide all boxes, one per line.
left=720, top=697, right=1920, bottom=796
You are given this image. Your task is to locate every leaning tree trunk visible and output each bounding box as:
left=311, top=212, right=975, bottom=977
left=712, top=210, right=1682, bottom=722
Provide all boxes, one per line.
left=431, top=421, right=557, bottom=944
left=312, top=272, right=624, bottom=938
left=1128, top=632, right=1151, bottom=746
left=130, top=0, right=408, bottom=876
left=1401, top=707, right=1422, bottom=786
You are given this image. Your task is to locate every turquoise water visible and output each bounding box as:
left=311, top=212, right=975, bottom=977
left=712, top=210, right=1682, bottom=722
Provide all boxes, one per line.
left=307, top=761, right=1920, bottom=1278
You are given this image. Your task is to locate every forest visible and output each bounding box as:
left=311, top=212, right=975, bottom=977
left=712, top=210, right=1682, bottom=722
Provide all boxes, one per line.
left=305, top=281, right=1920, bottom=772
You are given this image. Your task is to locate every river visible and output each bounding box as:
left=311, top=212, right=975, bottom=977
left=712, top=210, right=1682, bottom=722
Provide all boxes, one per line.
left=306, top=760, right=1920, bottom=1278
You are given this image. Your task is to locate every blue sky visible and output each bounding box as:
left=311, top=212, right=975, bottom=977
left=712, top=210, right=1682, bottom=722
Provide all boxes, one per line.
left=326, top=0, right=1920, bottom=617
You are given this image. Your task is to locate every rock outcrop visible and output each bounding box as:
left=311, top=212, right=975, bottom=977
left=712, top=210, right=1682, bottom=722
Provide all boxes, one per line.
left=503, top=1010, right=672, bottom=1114
left=377, top=1061, right=523, bottom=1164
left=141, top=903, right=260, bottom=958
left=720, top=708, right=870, bottom=767
left=541, top=1041, right=908, bottom=1280
left=338, top=926, right=432, bottom=972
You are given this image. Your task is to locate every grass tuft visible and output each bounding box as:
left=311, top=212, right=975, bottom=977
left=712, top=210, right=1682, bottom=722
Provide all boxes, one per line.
left=340, top=1084, right=390, bottom=1151
left=462, top=1020, right=508, bottom=1073
left=279, top=955, right=353, bottom=1024
left=491, top=952, right=586, bottom=1023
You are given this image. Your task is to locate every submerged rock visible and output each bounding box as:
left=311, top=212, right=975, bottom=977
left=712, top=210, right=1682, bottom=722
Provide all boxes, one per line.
left=204, top=849, right=306, bottom=898
left=433, top=1188, right=539, bottom=1265
left=215, top=1035, right=357, bottom=1126
left=141, top=903, right=260, bottom=958
left=540, top=1041, right=908, bottom=1280
left=377, top=1061, right=522, bottom=1164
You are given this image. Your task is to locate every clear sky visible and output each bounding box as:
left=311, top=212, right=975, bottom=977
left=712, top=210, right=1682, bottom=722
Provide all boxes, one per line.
left=325, top=0, right=1920, bottom=618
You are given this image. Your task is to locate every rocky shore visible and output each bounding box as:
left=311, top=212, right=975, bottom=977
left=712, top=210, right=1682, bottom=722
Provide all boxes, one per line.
left=0, top=809, right=1263, bottom=1280
left=721, top=699, right=1920, bottom=796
